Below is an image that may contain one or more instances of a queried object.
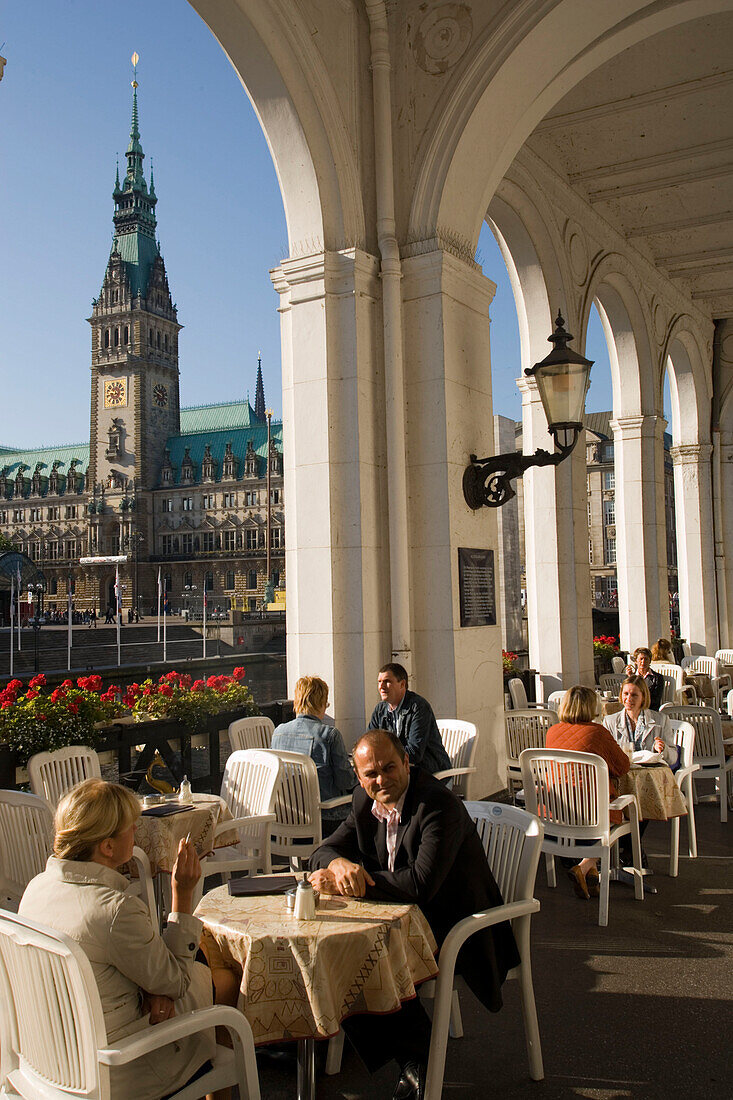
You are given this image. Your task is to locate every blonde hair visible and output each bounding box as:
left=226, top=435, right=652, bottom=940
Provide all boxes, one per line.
left=558, top=685, right=599, bottom=724
left=54, top=779, right=140, bottom=862
left=651, top=638, right=673, bottom=662
left=293, top=675, right=329, bottom=717
left=619, top=675, right=651, bottom=710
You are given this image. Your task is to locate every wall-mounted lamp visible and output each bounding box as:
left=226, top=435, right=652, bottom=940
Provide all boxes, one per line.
left=463, top=311, right=593, bottom=508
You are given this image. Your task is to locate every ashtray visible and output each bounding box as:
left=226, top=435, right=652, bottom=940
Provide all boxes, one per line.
left=142, top=794, right=164, bottom=808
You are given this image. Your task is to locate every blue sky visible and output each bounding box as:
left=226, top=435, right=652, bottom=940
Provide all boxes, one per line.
left=2, top=0, right=620, bottom=449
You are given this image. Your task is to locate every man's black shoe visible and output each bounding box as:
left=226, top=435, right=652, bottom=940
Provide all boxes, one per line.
left=393, top=1061, right=425, bottom=1099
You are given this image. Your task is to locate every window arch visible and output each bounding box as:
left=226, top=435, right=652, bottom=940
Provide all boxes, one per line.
left=123, top=325, right=129, bottom=345
left=157, top=331, right=161, bottom=348
left=114, top=328, right=119, bottom=347
left=104, top=330, right=110, bottom=348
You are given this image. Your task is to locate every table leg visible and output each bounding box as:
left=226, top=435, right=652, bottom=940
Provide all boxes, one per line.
left=297, top=1038, right=316, bottom=1100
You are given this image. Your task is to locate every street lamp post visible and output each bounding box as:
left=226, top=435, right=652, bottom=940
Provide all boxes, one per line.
left=265, top=408, right=273, bottom=608
left=27, top=582, right=45, bottom=674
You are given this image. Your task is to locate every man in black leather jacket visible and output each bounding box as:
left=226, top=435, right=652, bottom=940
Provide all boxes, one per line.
left=367, top=663, right=451, bottom=774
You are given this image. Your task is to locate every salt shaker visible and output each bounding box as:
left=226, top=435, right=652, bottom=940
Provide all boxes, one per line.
left=178, top=775, right=193, bottom=804
left=293, top=880, right=316, bottom=920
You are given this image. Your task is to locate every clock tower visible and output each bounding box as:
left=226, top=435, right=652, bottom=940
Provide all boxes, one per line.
left=88, top=67, right=181, bottom=497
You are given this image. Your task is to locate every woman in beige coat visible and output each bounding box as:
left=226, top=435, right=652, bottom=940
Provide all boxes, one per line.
left=19, top=779, right=221, bottom=1100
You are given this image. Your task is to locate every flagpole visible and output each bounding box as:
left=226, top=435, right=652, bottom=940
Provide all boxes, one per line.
left=67, top=582, right=73, bottom=672
left=9, top=577, right=14, bottom=678
left=17, top=566, right=22, bottom=652
left=202, top=587, right=207, bottom=660
left=115, top=564, right=121, bottom=667
left=157, top=566, right=161, bottom=643
left=163, top=598, right=167, bottom=663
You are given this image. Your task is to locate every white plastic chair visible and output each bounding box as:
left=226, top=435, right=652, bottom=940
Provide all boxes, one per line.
left=611, top=656, right=626, bottom=674
left=195, top=749, right=281, bottom=905
left=422, top=802, right=543, bottom=1099
left=28, top=745, right=102, bottom=807
left=507, top=678, right=545, bottom=710
left=0, top=908, right=261, bottom=1100
left=727, top=688, right=733, bottom=718
left=260, top=749, right=324, bottom=869
left=650, top=663, right=696, bottom=705
left=227, top=715, right=275, bottom=752
left=504, top=710, right=557, bottom=798
left=666, top=720, right=699, bottom=876
left=660, top=705, right=733, bottom=822
left=0, top=791, right=54, bottom=911
left=520, top=748, right=644, bottom=927
left=433, top=720, right=478, bottom=797
left=714, top=648, right=733, bottom=670
left=546, top=690, right=565, bottom=713
left=599, top=673, right=626, bottom=697
left=682, top=642, right=693, bottom=658
left=681, top=656, right=732, bottom=709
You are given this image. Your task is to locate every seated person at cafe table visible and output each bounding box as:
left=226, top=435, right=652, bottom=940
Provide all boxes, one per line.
left=625, top=646, right=664, bottom=711
left=271, top=674, right=356, bottom=831
left=603, top=675, right=679, bottom=769
left=546, top=685, right=631, bottom=900
left=309, top=728, right=519, bottom=1100
left=19, top=779, right=224, bottom=1100
left=367, top=662, right=451, bottom=774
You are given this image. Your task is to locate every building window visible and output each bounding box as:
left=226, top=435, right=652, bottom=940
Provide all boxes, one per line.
left=164, top=333, right=169, bottom=351
left=48, top=506, right=60, bottom=520
left=182, top=497, right=193, bottom=511
left=244, top=491, right=257, bottom=507
left=270, top=488, right=280, bottom=504
left=0, top=511, right=6, bottom=524
left=222, top=492, right=235, bottom=508
left=29, top=542, right=40, bottom=561
left=184, top=572, right=192, bottom=588
left=202, top=494, right=214, bottom=509
left=588, top=539, right=593, bottom=565
left=162, top=534, right=173, bottom=555
left=104, top=330, right=110, bottom=348
left=247, top=570, right=257, bottom=589
left=246, top=529, right=258, bottom=551
left=204, top=571, right=214, bottom=592
left=66, top=540, right=77, bottom=559
left=603, top=470, right=615, bottom=490
left=157, top=331, right=161, bottom=348
left=201, top=531, right=215, bottom=552
left=13, top=509, right=24, bottom=523
left=30, top=507, right=42, bottom=522
left=114, top=328, right=119, bottom=347
left=149, top=328, right=153, bottom=345
left=272, top=570, right=280, bottom=587
left=604, top=538, right=616, bottom=565
left=124, top=325, right=129, bottom=344
left=65, top=505, right=77, bottom=519
left=603, top=499, right=615, bottom=526
left=48, top=577, right=58, bottom=596
left=162, top=498, right=173, bottom=513
left=223, top=530, right=235, bottom=552
left=225, top=571, right=235, bottom=590
left=47, top=541, right=59, bottom=560
left=181, top=533, right=193, bottom=555
left=270, top=528, right=283, bottom=549
left=164, top=574, right=172, bottom=593
left=602, top=443, right=614, bottom=463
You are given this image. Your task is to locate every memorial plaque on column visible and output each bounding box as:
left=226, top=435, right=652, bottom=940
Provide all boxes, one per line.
left=458, top=547, right=496, bottom=627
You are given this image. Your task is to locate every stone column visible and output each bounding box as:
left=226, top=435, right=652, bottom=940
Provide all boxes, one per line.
left=271, top=249, right=389, bottom=745
left=670, top=444, right=718, bottom=654
left=519, top=376, right=594, bottom=695
left=611, top=414, right=668, bottom=651
left=493, top=414, right=524, bottom=654
left=400, top=247, right=504, bottom=795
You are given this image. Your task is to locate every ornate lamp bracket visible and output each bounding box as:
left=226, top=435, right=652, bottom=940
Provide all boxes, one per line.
left=462, top=429, right=580, bottom=509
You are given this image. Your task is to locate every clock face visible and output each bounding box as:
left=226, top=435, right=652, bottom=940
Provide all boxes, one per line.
left=152, top=383, right=169, bottom=408
left=104, top=379, right=127, bottom=408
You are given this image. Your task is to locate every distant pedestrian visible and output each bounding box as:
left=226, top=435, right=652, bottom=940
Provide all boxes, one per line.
left=90, top=608, right=97, bottom=629
left=104, top=605, right=114, bottom=624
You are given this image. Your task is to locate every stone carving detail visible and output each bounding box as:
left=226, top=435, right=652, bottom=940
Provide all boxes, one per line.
left=412, top=3, right=473, bottom=75
left=564, top=220, right=588, bottom=286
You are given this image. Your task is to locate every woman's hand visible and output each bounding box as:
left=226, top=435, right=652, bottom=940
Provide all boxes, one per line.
left=653, top=737, right=666, bottom=754
left=171, top=837, right=201, bottom=915
left=141, top=992, right=176, bottom=1025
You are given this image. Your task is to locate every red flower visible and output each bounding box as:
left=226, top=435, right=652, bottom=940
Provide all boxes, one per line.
left=159, top=684, right=173, bottom=698
left=77, top=676, right=89, bottom=689
left=142, top=687, right=152, bottom=697
left=1, top=700, right=13, bottom=709
left=107, top=685, right=120, bottom=696
left=88, top=675, right=103, bottom=692
left=232, top=667, right=246, bottom=681
left=179, top=674, right=192, bottom=689
left=50, top=689, right=64, bottom=703
left=67, top=702, right=79, bottom=715
left=206, top=675, right=218, bottom=688
left=192, top=680, right=205, bottom=692
left=62, top=679, right=73, bottom=689
left=29, top=673, right=46, bottom=689
left=26, top=689, right=39, bottom=701
left=165, top=671, right=180, bottom=682
left=8, top=679, right=23, bottom=691
left=37, top=713, right=47, bottom=721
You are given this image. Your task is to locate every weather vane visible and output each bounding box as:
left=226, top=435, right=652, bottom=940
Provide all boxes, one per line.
left=131, top=51, right=139, bottom=88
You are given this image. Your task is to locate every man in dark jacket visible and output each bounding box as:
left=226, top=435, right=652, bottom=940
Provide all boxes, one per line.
left=309, top=729, right=519, bottom=1098
left=367, top=663, right=451, bottom=774
left=626, top=647, right=663, bottom=710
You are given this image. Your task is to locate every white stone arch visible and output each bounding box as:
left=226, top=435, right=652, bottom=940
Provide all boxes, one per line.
left=485, top=186, right=594, bottom=691
left=410, top=0, right=733, bottom=251
left=661, top=322, right=718, bottom=651
left=190, top=0, right=365, bottom=252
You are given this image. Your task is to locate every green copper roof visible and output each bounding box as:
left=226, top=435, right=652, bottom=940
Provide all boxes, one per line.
left=0, top=442, right=89, bottom=496
left=179, top=400, right=265, bottom=434
left=109, top=80, right=159, bottom=299
left=163, top=404, right=281, bottom=486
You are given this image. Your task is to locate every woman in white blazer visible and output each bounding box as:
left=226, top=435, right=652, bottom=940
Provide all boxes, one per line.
left=603, top=675, right=678, bottom=768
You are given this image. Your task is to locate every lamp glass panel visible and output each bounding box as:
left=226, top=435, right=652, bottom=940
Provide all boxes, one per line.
left=536, top=360, right=590, bottom=429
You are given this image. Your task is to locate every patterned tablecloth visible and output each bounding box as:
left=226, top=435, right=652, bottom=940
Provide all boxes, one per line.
left=196, top=884, right=439, bottom=1044
left=133, top=794, right=238, bottom=874
left=619, top=765, right=687, bottom=821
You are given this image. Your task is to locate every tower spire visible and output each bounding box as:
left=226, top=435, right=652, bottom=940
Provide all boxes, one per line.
left=254, top=352, right=266, bottom=421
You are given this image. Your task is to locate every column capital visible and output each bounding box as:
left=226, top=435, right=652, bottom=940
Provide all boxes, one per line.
left=610, top=413, right=667, bottom=439
left=401, top=246, right=495, bottom=312
left=670, top=442, right=713, bottom=465
left=271, top=248, right=380, bottom=300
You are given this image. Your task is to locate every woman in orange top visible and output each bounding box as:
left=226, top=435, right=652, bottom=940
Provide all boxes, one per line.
left=546, top=685, right=631, bottom=900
